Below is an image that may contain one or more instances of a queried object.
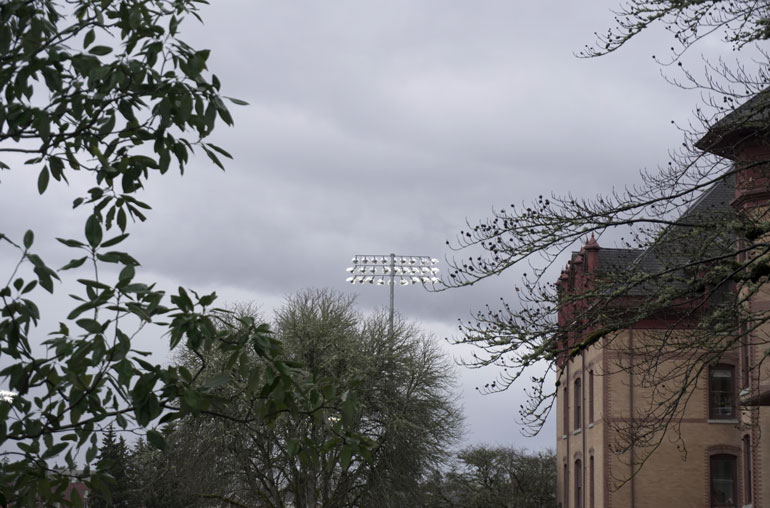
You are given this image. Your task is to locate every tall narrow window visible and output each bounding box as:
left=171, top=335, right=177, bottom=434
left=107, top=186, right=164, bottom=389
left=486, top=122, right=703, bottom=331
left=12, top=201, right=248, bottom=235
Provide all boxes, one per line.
left=589, top=455, right=595, bottom=508
left=588, top=370, right=594, bottom=423
left=563, top=386, right=569, bottom=436
left=744, top=436, right=752, bottom=504
left=709, top=365, right=735, bottom=419
left=742, top=337, right=750, bottom=389
left=574, top=459, right=582, bottom=508
left=710, top=454, right=736, bottom=508
left=564, top=462, right=569, bottom=508
left=740, top=323, right=749, bottom=389
left=574, top=378, right=582, bottom=431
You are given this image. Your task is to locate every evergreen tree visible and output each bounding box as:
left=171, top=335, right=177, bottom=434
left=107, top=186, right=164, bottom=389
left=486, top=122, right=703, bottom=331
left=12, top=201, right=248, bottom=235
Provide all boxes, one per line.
left=91, top=426, right=133, bottom=508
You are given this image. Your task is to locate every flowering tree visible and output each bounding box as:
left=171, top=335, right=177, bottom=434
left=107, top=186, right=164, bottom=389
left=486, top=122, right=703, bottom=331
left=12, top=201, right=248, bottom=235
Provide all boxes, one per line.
left=141, top=290, right=463, bottom=508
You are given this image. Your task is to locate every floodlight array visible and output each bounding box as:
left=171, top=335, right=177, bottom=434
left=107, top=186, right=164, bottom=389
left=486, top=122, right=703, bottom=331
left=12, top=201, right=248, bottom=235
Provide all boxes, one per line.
left=346, top=254, right=440, bottom=285
left=0, top=390, right=17, bottom=403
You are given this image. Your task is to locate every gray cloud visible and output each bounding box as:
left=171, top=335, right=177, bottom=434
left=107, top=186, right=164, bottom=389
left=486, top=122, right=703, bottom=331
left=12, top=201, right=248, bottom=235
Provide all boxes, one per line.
left=1, top=0, right=736, bottom=448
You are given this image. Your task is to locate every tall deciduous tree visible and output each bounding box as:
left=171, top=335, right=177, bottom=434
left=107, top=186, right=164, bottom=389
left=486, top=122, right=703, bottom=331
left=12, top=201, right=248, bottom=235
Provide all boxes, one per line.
left=144, top=289, right=464, bottom=508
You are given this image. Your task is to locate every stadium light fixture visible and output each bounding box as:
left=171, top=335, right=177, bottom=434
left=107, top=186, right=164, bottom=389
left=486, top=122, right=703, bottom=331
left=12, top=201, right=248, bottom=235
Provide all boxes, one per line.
left=346, top=253, right=439, bottom=336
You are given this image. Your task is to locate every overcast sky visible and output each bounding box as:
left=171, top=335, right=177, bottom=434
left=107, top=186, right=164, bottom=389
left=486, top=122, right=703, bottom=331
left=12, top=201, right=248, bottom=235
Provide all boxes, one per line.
left=1, top=0, right=725, bottom=451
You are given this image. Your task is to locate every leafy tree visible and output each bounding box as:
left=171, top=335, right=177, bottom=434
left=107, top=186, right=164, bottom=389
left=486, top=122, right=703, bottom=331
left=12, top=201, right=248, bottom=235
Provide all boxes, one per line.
left=443, top=0, right=770, bottom=466
left=141, top=290, right=464, bottom=508
left=422, top=446, right=556, bottom=508
left=0, top=1, right=353, bottom=506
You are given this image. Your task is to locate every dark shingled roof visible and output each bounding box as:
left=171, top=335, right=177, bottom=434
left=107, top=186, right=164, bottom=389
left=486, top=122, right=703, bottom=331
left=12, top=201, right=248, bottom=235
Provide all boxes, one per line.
left=696, top=88, right=770, bottom=159
left=636, top=173, right=734, bottom=264
left=574, top=175, right=734, bottom=296
left=596, top=248, right=644, bottom=271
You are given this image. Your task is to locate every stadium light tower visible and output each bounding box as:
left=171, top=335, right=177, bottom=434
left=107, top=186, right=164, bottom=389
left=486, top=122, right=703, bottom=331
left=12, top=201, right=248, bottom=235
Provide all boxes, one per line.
left=346, top=253, right=439, bottom=336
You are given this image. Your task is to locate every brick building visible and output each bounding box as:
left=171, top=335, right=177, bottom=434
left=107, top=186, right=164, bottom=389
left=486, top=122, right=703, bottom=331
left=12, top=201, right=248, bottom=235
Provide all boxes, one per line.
left=556, top=95, right=770, bottom=508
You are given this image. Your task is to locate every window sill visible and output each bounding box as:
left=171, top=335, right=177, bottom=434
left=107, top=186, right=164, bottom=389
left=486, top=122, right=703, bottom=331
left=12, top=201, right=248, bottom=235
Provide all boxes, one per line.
left=562, top=434, right=567, bottom=440
left=588, top=422, right=594, bottom=428
left=573, top=428, right=582, bottom=435
left=707, top=418, right=739, bottom=424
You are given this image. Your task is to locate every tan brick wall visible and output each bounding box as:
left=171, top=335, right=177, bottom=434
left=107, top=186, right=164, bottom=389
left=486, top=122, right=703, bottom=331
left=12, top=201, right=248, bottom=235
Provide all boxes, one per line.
left=557, top=327, right=750, bottom=508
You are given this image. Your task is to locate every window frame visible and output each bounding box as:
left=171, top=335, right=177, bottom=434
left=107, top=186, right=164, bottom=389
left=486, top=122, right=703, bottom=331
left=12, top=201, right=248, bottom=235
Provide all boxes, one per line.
left=589, top=455, right=595, bottom=508
left=574, top=459, right=582, bottom=508
left=739, top=322, right=750, bottom=389
left=574, top=378, right=582, bottom=431
left=710, top=453, right=737, bottom=508
left=708, top=364, right=736, bottom=420
left=588, top=370, right=594, bottom=423
left=563, top=385, right=569, bottom=436
left=563, top=462, right=569, bottom=508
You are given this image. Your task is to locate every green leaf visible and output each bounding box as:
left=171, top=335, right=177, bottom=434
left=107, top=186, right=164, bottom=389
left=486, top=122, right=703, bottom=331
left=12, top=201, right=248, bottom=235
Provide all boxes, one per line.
left=100, top=233, right=129, bottom=248
left=67, top=301, right=98, bottom=320
left=76, top=319, right=103, bottom=334
left=83, top=29, right=95, bottom=49
left=85, top=444, right=97, bottom=463
left=23, top=230, right=33, bottom=249
left=89, top=45, right=112, bottom=56
left=57, top=238, right=85, bottom=248
left=85, top=215, right=102, bottom=248
left=37, top=167, right=49, bottom=194
left=146, top=429, right=166, bottom=450
left=287, top=438, right=301, bottom=457
left=42, top=442, right=68, bottom=459
left=199, top=292, right=217, bottom=307
left=119, top=264, right=135, bottom=282
left=340, top=445, right=353, bottom=470
left=117, top=208, right=127, bottom=232
left=202, top=145, right=225, bottom=170
left=34, top=266, right=54, bottom=293
left=60, top=256, right=88, bottom=271
left=21, top=280, right=37, bottom=294
left=207, top=143, right=233, bottom=159
left=69, top=488, right=84, bottom=508
left=225, top=96, right=249, bottom=106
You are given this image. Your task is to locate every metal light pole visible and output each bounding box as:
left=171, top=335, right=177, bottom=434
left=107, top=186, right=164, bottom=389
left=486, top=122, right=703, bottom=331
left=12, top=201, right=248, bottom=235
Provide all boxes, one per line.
left=346, top=253, right=439, bottom=336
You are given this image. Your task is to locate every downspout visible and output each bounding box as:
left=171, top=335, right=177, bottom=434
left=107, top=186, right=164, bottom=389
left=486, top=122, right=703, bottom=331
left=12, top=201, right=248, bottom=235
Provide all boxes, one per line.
left=582, top=351, right=587, bottom=508
left=629, top=326, right=635, bottom=508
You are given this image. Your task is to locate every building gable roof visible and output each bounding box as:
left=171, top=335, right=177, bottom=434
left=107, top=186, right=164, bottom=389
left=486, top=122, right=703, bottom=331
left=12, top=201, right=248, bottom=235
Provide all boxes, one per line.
left=696, top=88, right=770, bottom=158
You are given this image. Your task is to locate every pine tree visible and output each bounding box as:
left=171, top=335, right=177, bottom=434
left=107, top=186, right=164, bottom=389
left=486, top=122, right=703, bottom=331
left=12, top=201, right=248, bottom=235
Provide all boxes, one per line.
left=91, top=426, right=132, bottom=507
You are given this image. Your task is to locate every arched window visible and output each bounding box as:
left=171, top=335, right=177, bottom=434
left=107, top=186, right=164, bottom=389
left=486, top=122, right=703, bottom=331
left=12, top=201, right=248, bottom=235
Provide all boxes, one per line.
left=574, top=459, right=582, bottom=508
left=574, top=378, right=582, bottom=431
left=589, top=455, right=595, bottom=508
left=563, top=462, right=569, bottom=508
left=588, top=369, right=594, bottom=423
left=563, top=385, right=569, bottom=436
left=710, top=454, right=736, bottom=508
